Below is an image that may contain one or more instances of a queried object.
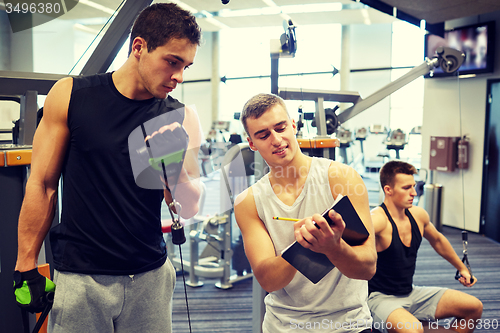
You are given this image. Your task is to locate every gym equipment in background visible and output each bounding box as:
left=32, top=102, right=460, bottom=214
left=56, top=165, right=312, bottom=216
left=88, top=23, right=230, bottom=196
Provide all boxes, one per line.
left=337, top=127, right=354, bottom=164
left=384, top=128, right=408, bottom=160
left=295, top=106, right=315, bottom=139
left=279, top=46, right=465, bottom=144
left=364, top=125, right=389, bottom=172
left=352, top=127, right=368, bottom=173
left=164, top=144, right=257, bottom=289
left=203, top=120, right=244, bottom=176
left=206, top=120, right=231, bottom=153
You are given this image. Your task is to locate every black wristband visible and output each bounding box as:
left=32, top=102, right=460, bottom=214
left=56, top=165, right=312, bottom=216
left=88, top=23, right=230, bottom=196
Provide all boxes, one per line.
left=21, top=268, right=40, bottom=280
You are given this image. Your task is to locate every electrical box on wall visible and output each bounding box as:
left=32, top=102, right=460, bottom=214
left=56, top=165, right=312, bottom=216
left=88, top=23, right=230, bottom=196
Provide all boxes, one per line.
left=429, top=136, right=459, bottom=172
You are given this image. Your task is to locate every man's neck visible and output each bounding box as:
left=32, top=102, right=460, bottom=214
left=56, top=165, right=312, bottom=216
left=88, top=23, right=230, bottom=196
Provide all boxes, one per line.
left=383, top=199, right=408, bottom=221
left=112, top=61, right=153, bottom=100
left=268, top=152, right=311, bottom=188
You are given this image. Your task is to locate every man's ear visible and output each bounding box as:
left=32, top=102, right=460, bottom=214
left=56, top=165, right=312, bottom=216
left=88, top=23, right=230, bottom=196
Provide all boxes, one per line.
left=291, top=119, right=297, bottom=135
left=131, top=37, right=147, bottom=57
left=383, top=185, right=392, bottom=196
left=247, top=137, right=257, bottom=151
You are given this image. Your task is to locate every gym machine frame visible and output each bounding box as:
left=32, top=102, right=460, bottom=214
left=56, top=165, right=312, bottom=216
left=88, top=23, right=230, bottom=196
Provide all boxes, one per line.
left=278, top=46, right=466, bottom=137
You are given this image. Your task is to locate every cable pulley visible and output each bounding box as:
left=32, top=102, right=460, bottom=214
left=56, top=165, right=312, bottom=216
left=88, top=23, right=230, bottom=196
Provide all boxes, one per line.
left=455, top=231, right=475, bottom=284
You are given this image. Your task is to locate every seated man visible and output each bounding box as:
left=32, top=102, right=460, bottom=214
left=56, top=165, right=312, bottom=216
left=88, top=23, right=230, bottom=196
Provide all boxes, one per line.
left=234, top=93, right=377, bottom=332
left=369, top=160, right=483, bottom=333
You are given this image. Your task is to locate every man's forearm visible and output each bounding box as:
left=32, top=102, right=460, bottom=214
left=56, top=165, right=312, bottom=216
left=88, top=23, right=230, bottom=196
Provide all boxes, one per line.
left=326, top=239, right=377, bottom=280
left=16, top=182, right=58, bottom=272
left=169, top=177, right=200, bottom=219
left=432, top=236, right=468, bottom=271
left=253, top=256, right=297, bottom=293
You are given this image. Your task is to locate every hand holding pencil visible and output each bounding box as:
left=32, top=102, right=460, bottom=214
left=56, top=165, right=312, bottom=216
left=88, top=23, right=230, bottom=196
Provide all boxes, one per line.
left=273, top=216, right=300, bottom=222
left=292, top=212, right=345, bottom=253
left=273, top=216, right=321, bottom=229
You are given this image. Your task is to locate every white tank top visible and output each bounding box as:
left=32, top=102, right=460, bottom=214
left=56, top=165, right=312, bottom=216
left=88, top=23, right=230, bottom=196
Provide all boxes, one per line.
left=253, top=157, right=372, bottom=332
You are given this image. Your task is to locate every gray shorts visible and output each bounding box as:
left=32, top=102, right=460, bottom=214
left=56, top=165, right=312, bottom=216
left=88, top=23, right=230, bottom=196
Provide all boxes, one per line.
left=368, top=286, right=447, bottom=333
left=48, top=259, right=176, bottom=333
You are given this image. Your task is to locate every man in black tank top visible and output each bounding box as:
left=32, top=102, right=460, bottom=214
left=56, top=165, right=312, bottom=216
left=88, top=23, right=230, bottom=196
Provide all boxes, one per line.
left=13, top=4, right=202, bottom=333
left=368, top=161, right=482, bottom=333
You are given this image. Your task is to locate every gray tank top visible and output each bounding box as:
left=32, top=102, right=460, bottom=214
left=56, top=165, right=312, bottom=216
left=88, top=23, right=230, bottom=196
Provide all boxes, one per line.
left=253, top=157, right=372, bottom=332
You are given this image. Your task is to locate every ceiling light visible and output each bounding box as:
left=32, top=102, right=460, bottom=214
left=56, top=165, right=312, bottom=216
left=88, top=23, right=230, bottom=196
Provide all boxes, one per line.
left=281, top=3, right=342, bottom=13
left=458, top=74, right=477, bottom=79
left=79, top=0, right=115, bottom=15
left=219, top=3, right=342, bottom=18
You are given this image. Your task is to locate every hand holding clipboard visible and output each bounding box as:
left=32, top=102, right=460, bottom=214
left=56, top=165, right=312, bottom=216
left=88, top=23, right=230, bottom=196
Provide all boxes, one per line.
left=280, top=195, right=369, bottom=284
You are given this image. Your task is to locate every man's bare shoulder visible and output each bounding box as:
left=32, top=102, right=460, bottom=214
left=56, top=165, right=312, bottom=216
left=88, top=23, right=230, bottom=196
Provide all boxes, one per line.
left=328, top=160, right=359, bottom=179
left=370, top=205, right=385, bottom=216
left=371, top=206, right=389, bottom=234
left=235, top=187, right=254, bottom=207
left=327, top=160, right=364, bottom=193
left=234, top=186, right=268, bottom=231
left=41, top=77, right=73, bottom=121
left=408, top=205, right=430, bottom=223
left=52, top=76, right=73, bottom=92
left=234, top=186, right=261, bottom=217
left=48, top=77, right=73, bottom=99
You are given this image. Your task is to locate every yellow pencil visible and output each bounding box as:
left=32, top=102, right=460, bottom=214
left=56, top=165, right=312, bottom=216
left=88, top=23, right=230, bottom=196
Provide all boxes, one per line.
left=273, top=216, right=300, bottom=222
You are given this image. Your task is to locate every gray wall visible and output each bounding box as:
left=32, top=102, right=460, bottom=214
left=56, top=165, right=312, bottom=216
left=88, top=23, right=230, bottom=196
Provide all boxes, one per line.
left=422, top=10, right=500, bottom=232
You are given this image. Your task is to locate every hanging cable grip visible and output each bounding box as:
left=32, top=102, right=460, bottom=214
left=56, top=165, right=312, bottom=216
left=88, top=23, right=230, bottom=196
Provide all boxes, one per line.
left=455, top=231, right=474, bottom=284
left=139, top=123, right=191, bottom=332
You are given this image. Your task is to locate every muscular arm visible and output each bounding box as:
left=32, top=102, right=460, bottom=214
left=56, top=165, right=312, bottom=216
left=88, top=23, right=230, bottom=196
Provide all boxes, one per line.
left=295, top=162, right=377, bottom=280
left=417, top=207, right=476, bottom=286
left=371, top=207, right=388, bottom=235
left=15, top=78, right=72, bottom=272
left=371, top=207, right=391, bottom=252
left=234, top=188, right=297, bottom=292
left=164, top=105, right=201, bottom=219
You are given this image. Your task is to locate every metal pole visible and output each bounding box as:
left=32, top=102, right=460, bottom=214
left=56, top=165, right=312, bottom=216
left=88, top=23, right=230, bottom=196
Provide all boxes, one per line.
left=271, top=56, right=279, bottom=95
left=431, top=184, right=443, bottom=231
left=18, top=90, right=38, bottom=146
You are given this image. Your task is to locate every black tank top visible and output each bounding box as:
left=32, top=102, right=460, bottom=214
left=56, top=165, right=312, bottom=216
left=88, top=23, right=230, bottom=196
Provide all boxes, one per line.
left=50, top=72, right=185, bottom=275
left=368, top=203, right=422, bottom=295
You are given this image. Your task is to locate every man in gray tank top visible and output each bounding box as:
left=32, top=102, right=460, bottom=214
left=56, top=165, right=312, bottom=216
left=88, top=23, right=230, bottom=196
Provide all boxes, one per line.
left=369, top=160, right=482, bottom=333
left=234, top=93, right=377, bottom=332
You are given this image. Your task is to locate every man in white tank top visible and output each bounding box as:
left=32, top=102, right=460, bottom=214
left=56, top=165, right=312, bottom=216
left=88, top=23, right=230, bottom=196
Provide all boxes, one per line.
left=234, top=93, right=377, bottom=333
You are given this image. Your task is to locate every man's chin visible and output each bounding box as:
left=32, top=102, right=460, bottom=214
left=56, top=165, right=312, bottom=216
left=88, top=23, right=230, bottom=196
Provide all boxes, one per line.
left=155, top=91, right=168, bottom=99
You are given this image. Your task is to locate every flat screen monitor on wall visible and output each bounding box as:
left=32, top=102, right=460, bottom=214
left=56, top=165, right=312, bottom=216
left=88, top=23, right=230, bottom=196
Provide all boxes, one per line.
left=424, top=21, right=495, bottom=78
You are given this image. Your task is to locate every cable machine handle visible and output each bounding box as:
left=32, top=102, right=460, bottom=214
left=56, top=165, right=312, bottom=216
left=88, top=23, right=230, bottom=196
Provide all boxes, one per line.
left=455, top=231, right=474, bottom=284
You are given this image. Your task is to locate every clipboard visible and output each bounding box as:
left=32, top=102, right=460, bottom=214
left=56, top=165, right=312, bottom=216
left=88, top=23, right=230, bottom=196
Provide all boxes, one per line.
left=281, top=195, right=369, bottom=284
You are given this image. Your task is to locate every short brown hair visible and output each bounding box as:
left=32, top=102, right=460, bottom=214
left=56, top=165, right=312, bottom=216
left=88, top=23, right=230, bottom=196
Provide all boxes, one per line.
left=380, top=160, right=417, bottom=189
left=129, top=3, right=201, bottom=54
left=241, top=93, right=288, bottom=137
